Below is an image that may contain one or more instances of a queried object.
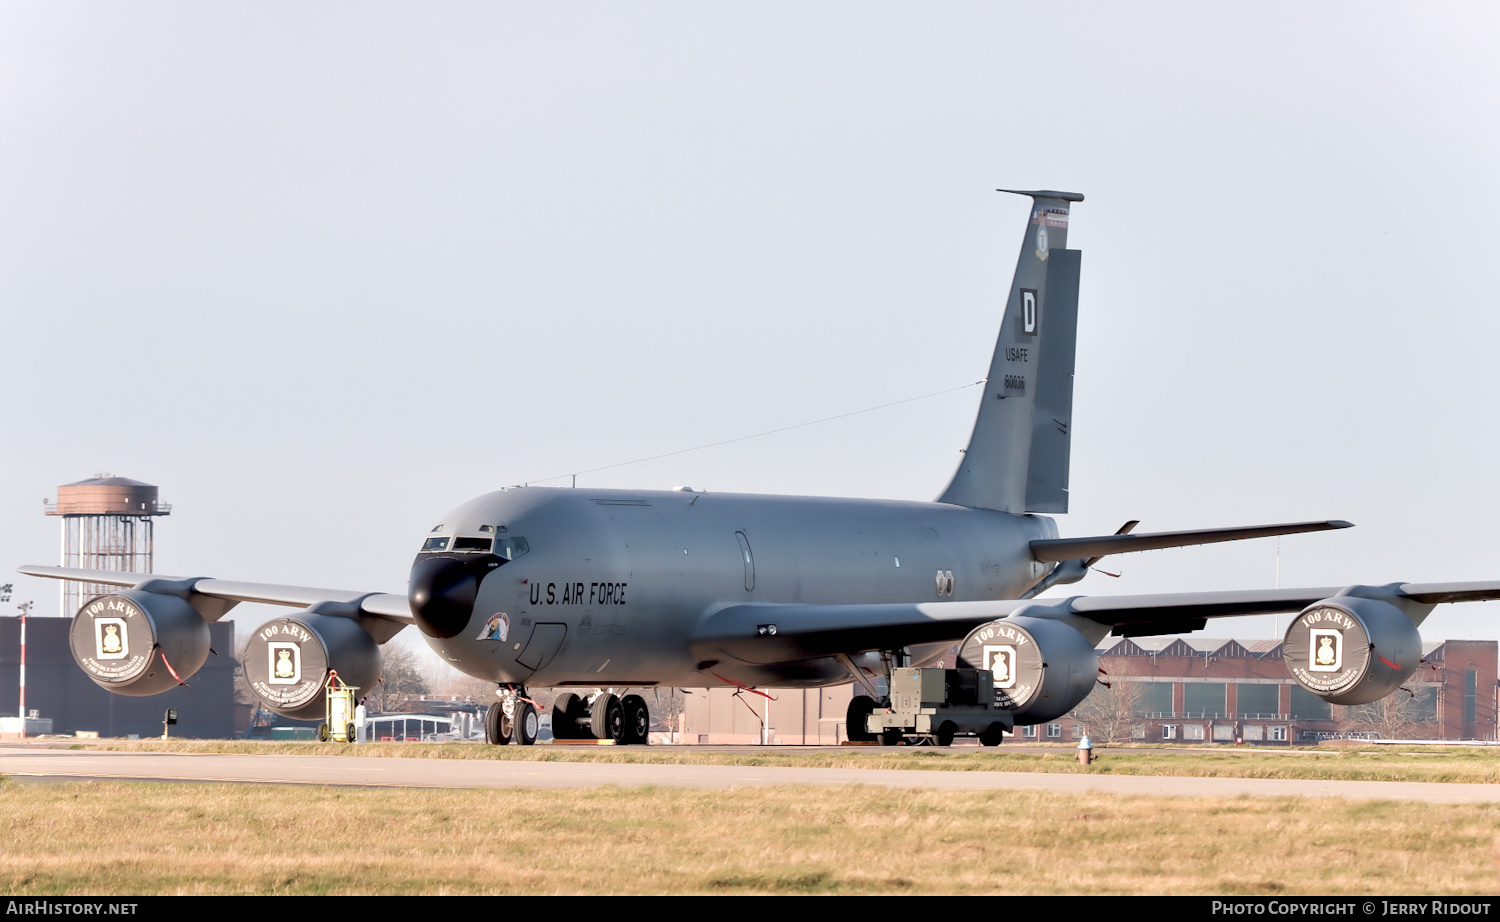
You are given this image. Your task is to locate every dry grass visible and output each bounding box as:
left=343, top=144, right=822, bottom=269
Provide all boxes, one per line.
left=2, top=779, right=1496, bottom=895
left=66, top=739, right=1500, bottom=784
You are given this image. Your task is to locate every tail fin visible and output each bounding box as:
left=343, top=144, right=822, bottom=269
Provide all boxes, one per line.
left=938, top=189, right=1084, bottom=514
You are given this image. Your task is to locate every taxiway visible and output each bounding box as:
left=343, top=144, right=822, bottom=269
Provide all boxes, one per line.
left=2, top=744, right=1496, bottom=803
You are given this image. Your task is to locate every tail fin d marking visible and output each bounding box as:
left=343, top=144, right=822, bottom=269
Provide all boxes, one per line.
left=938, top=189, right=1084, bottom=514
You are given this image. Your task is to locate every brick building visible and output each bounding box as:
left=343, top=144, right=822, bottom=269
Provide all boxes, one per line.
left=673, top=684, right=857, bottom=745
left=1041, top=636, right=1499, bottom=745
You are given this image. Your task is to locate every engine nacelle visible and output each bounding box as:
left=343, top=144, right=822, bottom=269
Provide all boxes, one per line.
left=243, top=613, right=382, bottom=720
left=70, top=590, right=211, bottom=696
left=1284, top=596, right=1421, bottom=705
left=956, top=615, right=1099, bottom=724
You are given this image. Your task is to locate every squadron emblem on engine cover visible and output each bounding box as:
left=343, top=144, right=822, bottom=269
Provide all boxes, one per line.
left=983, top=645, right=1017, bottom=689
left=268, top=642, right=301, bottom=684
left=95, top=618, right=127, bottom=660
left=1309, top=629, right=1342, bottom=672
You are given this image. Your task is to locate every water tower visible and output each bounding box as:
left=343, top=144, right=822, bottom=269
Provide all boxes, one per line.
left=44, top=473, right=171, bottom=617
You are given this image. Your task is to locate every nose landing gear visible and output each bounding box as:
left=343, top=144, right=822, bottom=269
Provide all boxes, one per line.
left=486, top=685, right=540, bottom=746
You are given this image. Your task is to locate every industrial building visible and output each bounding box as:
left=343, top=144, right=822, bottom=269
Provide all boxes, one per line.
left=0, top=615, right=238, bottom=738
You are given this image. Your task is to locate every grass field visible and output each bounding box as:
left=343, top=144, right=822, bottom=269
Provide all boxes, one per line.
left=66, top=738, right=1500, bottom=784
left=2, top=779, right=1497, bottom=895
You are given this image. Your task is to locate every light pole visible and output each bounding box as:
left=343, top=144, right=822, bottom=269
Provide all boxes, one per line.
left=16, top=600, right=33, bottom=739
left=1, top=586, right=11, bottom=736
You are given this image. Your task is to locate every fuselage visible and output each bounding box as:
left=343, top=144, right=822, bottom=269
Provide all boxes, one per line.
left=408, top=486, right=1057, bottom=689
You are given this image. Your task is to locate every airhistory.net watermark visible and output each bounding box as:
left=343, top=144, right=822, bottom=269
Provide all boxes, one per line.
left=5, top=904, right=137, bottom=916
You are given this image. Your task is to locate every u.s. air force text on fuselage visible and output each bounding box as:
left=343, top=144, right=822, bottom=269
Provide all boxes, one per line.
left=529, top=581, right=627, bottom=606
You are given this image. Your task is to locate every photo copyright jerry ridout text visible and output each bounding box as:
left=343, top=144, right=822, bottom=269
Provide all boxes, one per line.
left=1213, top=904, right=1493, bottom=917
left=6, top=904, right=137, bottom=916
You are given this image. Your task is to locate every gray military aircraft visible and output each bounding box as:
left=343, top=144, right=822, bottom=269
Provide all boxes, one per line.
left=23, top=189, right=1500, bottom=746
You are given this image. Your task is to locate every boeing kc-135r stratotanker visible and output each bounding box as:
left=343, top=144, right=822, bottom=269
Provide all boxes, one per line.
left=23, top=190, right=1500, bottom=745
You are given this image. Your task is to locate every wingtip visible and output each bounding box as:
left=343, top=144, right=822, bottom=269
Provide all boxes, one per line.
left=1328, top=520, right=1355, bottom=529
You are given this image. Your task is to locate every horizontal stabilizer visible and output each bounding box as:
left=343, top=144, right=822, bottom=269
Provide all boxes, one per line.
left=1029, top=520, right=1352, bottom=563
left=996, top=188, right=1085, bottom=202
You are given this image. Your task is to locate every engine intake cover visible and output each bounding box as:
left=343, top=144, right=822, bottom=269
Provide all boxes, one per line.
left=1283, top=596, right=1420, bottom=705
left=69, top=590, right=211, bottom=696
left=244, top=613, right=381, bottom=720
left=956, top=615, right=1099, bottom=724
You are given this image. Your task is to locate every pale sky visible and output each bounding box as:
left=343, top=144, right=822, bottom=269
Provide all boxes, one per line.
left=3, top=3, right=1497, bottom=663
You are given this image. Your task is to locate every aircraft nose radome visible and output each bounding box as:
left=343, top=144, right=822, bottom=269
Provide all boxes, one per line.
left=408, top=556, right=479, bottom=639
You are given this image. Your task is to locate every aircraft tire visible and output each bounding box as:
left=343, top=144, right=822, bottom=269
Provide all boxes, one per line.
left=552, top=693, right=582, bottom=739
left=936, top=722, right=957, bottom=747
left=484, top=704, right=511, bottom=745
left=846, top=696, right=877, bottom=743
left=514, top=702, right=539, bottom=746
left=591, top=694, right=624, bottom=743
left=979, top=722, right=1005, bottom=747
left=620, top=694, right=650, bottom=745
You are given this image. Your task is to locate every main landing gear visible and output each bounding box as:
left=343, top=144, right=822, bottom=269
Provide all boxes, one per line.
left=549, top=690, right=651, bottom=745
left=486, top=685, right=539, bottom=746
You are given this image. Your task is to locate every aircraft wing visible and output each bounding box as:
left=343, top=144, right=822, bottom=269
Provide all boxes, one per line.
left=691, top=581, right=1500, bottom=665
left=692, top=600, right=1028, bottom=665
left=15, top=565, right=414, bottom=625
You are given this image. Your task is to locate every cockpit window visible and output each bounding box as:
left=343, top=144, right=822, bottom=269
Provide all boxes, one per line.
left=495, top=536, right=530, bottom=561
left=420, top=534, right=529, bottom=559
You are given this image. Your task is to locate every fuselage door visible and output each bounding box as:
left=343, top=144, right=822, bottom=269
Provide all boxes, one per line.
left=735, top=531, right=756, bottom=592
left=515, top=623, right=567, bottom=672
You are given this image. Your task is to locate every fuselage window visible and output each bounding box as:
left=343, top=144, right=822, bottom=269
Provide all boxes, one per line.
left=421, top=536, right=451, bottom=552
left=495, top=536, right=531, bottom=561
